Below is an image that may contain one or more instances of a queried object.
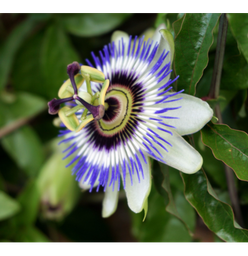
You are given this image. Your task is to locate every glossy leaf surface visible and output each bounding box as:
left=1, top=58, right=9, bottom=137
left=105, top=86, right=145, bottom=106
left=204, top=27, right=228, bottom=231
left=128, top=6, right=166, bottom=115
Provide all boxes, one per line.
left=201, top=122, right=248, bottom=181
left=173, top=13, right=220, bottom=95
left=132, top=184, right=192, bottom=242
left=153, top=161, right=195, bottom=234
left=227, top=14, right=248, bottom=63
left=181, top=169, right=248, bottom=242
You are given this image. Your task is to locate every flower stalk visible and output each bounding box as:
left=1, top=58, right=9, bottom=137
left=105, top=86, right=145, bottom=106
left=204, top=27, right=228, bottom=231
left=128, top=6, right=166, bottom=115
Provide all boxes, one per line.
left=208, top=13, right=244, bottom=227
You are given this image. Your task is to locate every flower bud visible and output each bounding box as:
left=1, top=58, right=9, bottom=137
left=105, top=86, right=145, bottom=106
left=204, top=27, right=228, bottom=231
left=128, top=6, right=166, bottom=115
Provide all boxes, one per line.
left=37, top=151, right=80, bottom=221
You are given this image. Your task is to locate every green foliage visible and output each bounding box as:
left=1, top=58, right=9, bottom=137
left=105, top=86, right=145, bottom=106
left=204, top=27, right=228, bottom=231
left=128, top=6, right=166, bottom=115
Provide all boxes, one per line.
left=173, top=13, right=220, bottom=95
left=132, top=184, right=192, bottom=242
left=1, top=126, right=44, bottom=177
left=152, top=161, right=195, bottom=235
left=41, top=24, right=80, bottom=99
left=60, top=13, right=132, bottom=37
left=0, top=191, right=20, bottom=221
left=0, top=18, right=35, bottom=90
left=181, top=170, right=248, bottom=242
left=221, top=26, right=248, bottom=91
left=0, top=91, right=46, bottom=127
left=201, top=122, right=248, bottom=181
left=227, top=14, right=248, bottom=63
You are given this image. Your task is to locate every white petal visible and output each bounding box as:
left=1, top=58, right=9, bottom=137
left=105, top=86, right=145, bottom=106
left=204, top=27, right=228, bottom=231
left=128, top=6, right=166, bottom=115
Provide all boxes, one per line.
left=149, top=28, right=173, bottom=72
left=78, top=163, right=100, bottom=191
left=124, top=153, right=151, bottom=213
left=157, top=93, right=213, bottom=136
left=102, top=185, right=119, bottom=218
left=79, top=174, right=99, bottom=190
left=145, top=127, right=203, bottom=174
left=164, top=131, right=203, bottom=174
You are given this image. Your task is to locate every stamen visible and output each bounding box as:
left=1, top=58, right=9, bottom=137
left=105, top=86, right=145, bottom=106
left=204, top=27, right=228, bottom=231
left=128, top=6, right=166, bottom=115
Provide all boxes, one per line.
left=67, top=61, right=81, bottom=94
left=74, top=95, right=105, bottom=120
left=48, top=97, right=73, bottom=115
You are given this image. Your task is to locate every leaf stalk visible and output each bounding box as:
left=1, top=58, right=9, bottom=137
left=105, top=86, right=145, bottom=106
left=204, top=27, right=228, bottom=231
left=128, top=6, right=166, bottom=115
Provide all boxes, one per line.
left=209, top=13, right=244, bottom=227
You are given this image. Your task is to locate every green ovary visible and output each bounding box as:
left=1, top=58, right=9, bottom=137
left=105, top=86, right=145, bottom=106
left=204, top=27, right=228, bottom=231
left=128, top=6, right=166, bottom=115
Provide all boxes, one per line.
left=97, top=86, right=133, bottom=136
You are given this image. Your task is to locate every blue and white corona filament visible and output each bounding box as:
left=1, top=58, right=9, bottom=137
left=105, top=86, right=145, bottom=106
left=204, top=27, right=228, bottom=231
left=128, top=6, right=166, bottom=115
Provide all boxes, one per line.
left=48, top=28, right=213, bottom=218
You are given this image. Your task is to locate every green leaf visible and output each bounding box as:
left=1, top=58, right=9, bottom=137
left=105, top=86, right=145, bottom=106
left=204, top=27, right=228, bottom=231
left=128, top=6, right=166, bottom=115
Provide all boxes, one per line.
left=153, top=161, right=195, bottom=235
left=221, top=27, right=248, bottom=90
left=0, top=18, right=34, bottom=90
left=227, top=14, right=248, bottom=63
left=13, top=181, right=40, bottom=226
left=201, top=122, right=248, bottom=181
left=181, top=169, right=248, bottom=242
left=15, top=226, right=50, bottom=242
left=0, top=91, right=46, bottom=128
left=221, top=56, right=248, bottom=90
left=155, top=13, right=166, bottom=28
left=0, top=191, right=20, bottom=221
left=1, top=125, right=44, bottom=177
left=0, top=92, right=46, bottom=174
left=60, top=14, right=131, bottom=37
left=40, top=24, right=80, bottom=99
left=173, top=13, right=220, bottom=95
left=11, top=32, right=48, bottom=99
left=194, top=132, right=226, bottom=189
left=132, top=184, right=192, bottom=242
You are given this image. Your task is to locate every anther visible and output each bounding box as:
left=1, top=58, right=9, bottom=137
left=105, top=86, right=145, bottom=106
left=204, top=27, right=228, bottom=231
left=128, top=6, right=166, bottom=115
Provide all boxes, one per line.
left=67, top=62, right=81, bottom=95
left=48, top=97, right=73, bottom=115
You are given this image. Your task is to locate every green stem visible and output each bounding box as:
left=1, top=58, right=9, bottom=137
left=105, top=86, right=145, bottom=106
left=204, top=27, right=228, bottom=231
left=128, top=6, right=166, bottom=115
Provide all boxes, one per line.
left=209, top=14, right=244, bottom=227
left=0, top=117, right=31, bottom=138
left=65, top=105, right=84, bottom=117
left=81, top=108, right=88, bottom=120
left=208, top=14, right=228, bottom=99
left=85, top=74, right=93, bottom=96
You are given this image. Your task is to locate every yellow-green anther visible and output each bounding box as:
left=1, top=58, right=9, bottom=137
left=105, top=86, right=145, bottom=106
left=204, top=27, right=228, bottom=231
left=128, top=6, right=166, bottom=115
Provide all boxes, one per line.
left=99, top=79, right=109, bottom=106
left=58, top=106, right=79, bottom=131
left=81, top=66, right=105, bottom=83
left=76, top=114, right=94, bottom=133
left=58, top=74, right=84, bottom=99
left=65, top=105, right=84, bottom=117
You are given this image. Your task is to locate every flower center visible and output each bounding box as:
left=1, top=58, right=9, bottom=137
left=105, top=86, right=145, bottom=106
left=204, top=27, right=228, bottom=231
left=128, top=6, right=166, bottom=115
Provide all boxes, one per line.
left=47, top=62, right=110, bottom=132
left=96, top=85, right=133, bottom=136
